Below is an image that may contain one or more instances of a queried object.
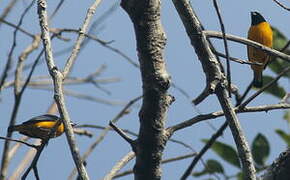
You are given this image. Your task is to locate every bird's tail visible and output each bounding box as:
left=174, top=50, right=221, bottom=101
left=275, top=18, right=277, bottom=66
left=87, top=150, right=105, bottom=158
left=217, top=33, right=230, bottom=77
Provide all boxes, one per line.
left=7, top=125, right=21, bottom=133
left=253, top=71, right=263, bottom=88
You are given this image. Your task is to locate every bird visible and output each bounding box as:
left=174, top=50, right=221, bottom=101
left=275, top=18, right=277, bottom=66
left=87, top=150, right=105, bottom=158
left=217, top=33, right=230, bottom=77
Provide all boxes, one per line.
left=247, top=11, right=273, bottom=88
left=8, top=114, right=75, bottom=140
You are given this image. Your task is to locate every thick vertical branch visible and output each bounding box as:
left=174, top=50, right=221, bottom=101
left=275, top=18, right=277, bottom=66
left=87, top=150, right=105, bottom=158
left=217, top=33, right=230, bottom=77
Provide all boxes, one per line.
left=172, top=0, right=256, bottom=179
left=121, top=0, right=173, bottom=179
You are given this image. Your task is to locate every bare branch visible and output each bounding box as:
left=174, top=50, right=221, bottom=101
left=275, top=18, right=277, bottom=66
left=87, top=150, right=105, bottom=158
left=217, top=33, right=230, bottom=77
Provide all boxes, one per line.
left=0, top=0, right=18, bottom=28
left=121, top=0, right=173, bottom=179
left=78, top=124, right=195, bottom=153
left=62, top=0, right=102, bottom=77
left=272, top=0, right=290, bottom=11
left=168, top=103, right=290, bottom=133
left=113, top=153, right=197, bottom=179
left=214, top=50, right=263, bottom=66
left=37, top=0, right=89, bottom=179
left=103, top=151, right=135, bottom=180
left=0, top=0, right=35, bottom=90
left=204, top=30, right=290, bottom=63
left=68, top=96, right=141, bottom=179
left=49, top=0, right=65, bottom=20
left=0, top=137, right=38, bottom=149
left=0, top=1, right=37, bottom=179
left=0, top=18, right=35, bottom=38
left=181, top=121, right=228, bottom=179
left=73, top=128, right=93, bottom=138
left=239, top=66, right=290, bottom=108
left=109, top=121, right=135, bottom=146
left=172, top=1, right=256, bottom=178
left=212, top=0, right=231, bottom=97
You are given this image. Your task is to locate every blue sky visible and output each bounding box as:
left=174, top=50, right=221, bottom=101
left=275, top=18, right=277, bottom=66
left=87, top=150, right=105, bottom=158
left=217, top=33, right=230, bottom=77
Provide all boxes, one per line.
left=0, top=0, right=290, bottom=179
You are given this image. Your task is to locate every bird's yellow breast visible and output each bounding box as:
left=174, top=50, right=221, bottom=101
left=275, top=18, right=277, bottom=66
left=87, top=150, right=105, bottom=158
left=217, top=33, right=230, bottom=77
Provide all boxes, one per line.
left=248, top=22, right=273, bottom=47
left=247, top=22, right=273, bottom=72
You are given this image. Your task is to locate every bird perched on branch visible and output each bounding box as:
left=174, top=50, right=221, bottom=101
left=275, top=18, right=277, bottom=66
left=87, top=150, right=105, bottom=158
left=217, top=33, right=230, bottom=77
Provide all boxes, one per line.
left=248, top=11, right=273, bottom=88
left=8, top=114, right=75, bottom=139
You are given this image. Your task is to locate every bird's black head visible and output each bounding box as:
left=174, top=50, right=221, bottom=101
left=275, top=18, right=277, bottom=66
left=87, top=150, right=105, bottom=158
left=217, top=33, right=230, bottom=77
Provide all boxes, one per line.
left=251, top=11, right=266, bottom=25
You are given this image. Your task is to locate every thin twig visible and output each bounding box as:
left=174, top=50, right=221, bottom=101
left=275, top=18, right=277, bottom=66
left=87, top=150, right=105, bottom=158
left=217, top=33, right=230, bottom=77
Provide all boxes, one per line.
left=214, top=50, right=262, bottom=66
left=0, top=137, right=38, bottom=149
left=113, top=152, right=197, bottom=179
left=109, top=121, right=135, bottom=145
left=14, top=35, right=41, bottom=94
left=73, top=128, right=93, bottom=138
left=103, top=151, right=135, bottom=180
left=68, top=96, right=141, bottom=179
left=0, top=0, right=18, bottom=28
left=168, top=103, right=290, bottom=133
left=235, top=82, right=252, bottom=106
left=212, top=0, right=231, bottom=97
left=49, top=0, right=65, bottom=20
left=180, top=122, right=228, bottom=179
left=28, top=86, right=125, bottom=106
left=272, top=0, right=290, bottom=11
left=50, top=28, right=139, bottom=68
left=0, top=1, right=36, bottom=179
left=62, top=0, right=102, bottom=77
left=0, top=18, right=35, bottom=38
left=204, top=30, right=290, bottom=63
left=0, top=0, right=35, bottom=91
left=239, top=66, right=290, bottom=108
left=8, top=136, right=30, bottom=159
left=77, top=124, right=195, bottom=151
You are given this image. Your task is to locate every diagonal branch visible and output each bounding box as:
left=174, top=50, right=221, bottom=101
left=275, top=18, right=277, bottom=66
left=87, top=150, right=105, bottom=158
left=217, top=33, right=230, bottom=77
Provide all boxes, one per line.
left=272, top=0, right=290, bottom=11
left=36, top=0, right=89, bottom=179
left=172, top=0, right=256, bottom=179
left=212, top=0, right=231, bottom=97
left=103, top=151, right=135, bottom=180
left=62, top=0, right=102, bottom=77
left=168, top=103, right=290, bottom=133
left=239, top=66, right=290, bottom=108
left=204, top=30, right=290, bottom=63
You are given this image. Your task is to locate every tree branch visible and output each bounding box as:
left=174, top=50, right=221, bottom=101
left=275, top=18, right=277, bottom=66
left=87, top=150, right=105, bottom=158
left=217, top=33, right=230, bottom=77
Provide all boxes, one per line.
left=103, top=151, right=135, bottom=180
left=62, top=0, right=102, bottom=77
left=204, top=30, right=290, bottom=63
left=168, top=103, right=290, bottom=133
left=171, top=1, right=258, bottom=179
left=37, top=0, right=89, bottom=179
left=121, top=0, right=173, bottom=179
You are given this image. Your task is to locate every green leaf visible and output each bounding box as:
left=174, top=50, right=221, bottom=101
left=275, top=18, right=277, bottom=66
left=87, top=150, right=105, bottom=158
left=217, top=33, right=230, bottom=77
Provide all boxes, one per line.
left=192, top=159, right=224, bottom=177
left=275, top=129, right=290, bottom=146
left=236, top=172, right=244, bottom=180
left=283, top=110, right=290, bottom=124
left=262, top=75, right=286, bottom=98
left=251, top=133, right=270, bottom=166
left=202, top=139, right=241, bottom=168
left=268, top=27, right=290, bottom=78
left=205, top=159, right=224, bottom=174
left=268, top=57, right=290, bottom=78
left=192, top=169, right=207, bottom=177
left=272, top=26, right=288, bottom=50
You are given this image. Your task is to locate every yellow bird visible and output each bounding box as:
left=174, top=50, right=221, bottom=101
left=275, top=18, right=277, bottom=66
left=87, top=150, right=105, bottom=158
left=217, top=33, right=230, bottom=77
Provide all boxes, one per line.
left=8, top=114, right=75, bottom=139
left=248, top=11, right=273, bottom=87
